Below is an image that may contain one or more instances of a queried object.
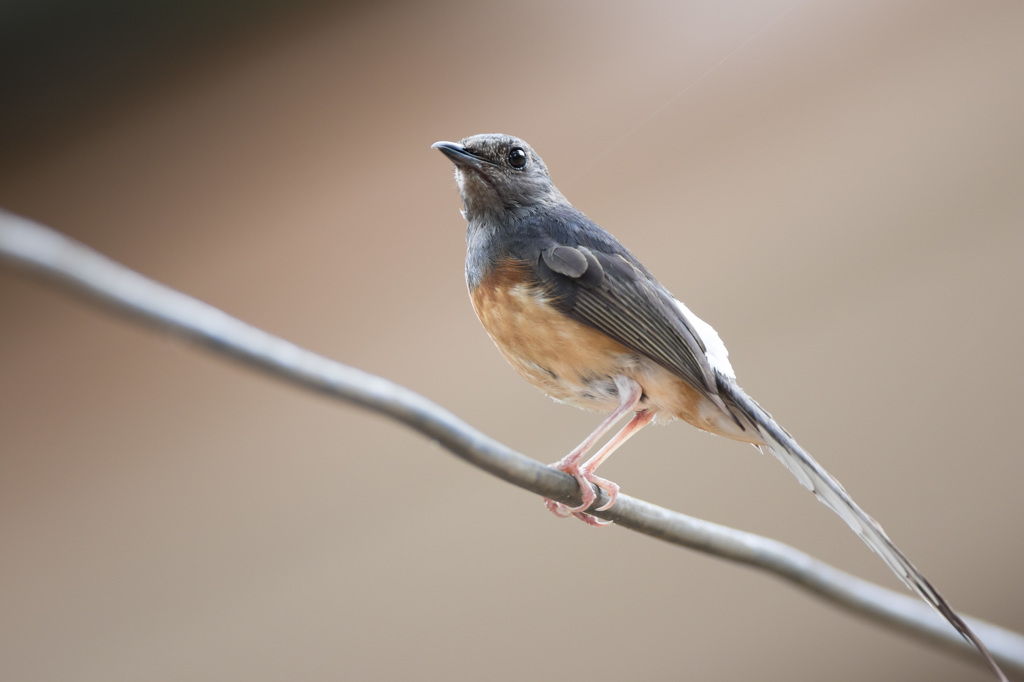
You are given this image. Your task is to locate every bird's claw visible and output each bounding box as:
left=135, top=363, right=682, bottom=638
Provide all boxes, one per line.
left=544, top=460, right=620, bottom=525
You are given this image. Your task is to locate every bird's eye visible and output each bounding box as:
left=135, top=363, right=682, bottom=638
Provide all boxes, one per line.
left=507, top=147, right=528, bottom=169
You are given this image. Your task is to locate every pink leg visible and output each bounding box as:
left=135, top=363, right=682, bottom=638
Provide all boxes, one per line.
left=580, top=409, right=655, bottom=512
left=545, top=376, right=645, bottom=520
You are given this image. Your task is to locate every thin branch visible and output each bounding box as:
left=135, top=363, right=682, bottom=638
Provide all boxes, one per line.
left=1, top=209, right=1021, bottom=676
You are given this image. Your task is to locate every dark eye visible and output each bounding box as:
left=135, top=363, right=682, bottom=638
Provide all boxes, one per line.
left=507, top=147, right=528, bottom=169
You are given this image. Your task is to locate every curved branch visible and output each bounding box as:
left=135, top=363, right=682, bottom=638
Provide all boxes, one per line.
left=1, top=209, right=1021, bottom=675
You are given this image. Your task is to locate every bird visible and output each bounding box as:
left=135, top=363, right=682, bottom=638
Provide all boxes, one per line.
left=432, top=133, right=1004, bottom=679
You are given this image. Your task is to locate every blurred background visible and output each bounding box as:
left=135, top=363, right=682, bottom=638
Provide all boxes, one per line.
left=1, top=1, right=1021, bottom=680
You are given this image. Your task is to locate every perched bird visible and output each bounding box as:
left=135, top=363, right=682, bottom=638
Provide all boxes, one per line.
left=433, top=133, right=1004, bottom=679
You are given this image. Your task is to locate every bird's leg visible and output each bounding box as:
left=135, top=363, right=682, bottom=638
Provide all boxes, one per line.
left=545, top=376, right=643, bottom=521
left=577, top=408, right=656, bottom=515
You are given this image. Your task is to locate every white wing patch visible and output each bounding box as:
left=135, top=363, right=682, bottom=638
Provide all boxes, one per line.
left=673, top=298, right=735, bottom=379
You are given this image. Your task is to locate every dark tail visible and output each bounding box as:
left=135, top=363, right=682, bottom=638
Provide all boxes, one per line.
left=718, top=379, right=1006, bottom=681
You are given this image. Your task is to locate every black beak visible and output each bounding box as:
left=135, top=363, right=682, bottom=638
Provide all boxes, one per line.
left=432, top=141, right=494, bottom=169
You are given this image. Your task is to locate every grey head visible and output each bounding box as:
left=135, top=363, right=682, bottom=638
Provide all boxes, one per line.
left=432, top=134, right=567, bottom=221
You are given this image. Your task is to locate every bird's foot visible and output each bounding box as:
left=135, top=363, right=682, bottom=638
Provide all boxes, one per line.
left=583, top=470, right=619, bottom=511
left=543, top=459, right=620, bottom=526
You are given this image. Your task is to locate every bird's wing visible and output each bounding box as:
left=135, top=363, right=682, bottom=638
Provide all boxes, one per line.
left=535, top=243, right=720, bottom=401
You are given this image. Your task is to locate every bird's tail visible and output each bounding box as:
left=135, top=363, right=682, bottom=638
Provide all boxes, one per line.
left=717, top=379, right=1006, bottom=681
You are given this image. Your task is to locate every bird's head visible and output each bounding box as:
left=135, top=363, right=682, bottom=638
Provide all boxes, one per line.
left=433, top=134, right=565, bottom=220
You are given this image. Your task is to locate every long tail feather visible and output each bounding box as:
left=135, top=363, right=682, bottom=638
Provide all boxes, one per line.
left=718, top=379, right=1006, bottom=680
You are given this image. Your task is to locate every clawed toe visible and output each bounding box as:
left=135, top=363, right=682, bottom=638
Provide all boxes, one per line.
left=543, top=497, right=614, bottom=526
left=543, top=460, right=620, bottom=524
left=587, top=472, right=619, bottom=512
left=572, top=510, right=613, bottom=526
left=544, top=498, right=572, bottom=517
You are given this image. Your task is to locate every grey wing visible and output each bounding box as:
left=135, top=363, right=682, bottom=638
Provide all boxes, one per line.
left=536, top=243, right=720, bottom=402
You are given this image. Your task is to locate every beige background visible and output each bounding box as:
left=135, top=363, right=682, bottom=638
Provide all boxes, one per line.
left=1, top=1, right=1021, bottom=680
